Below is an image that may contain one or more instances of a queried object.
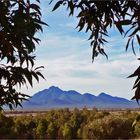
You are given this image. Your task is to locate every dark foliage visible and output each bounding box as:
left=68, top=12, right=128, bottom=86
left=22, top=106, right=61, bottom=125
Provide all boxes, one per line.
left=0, top=0, right=46, bottom=110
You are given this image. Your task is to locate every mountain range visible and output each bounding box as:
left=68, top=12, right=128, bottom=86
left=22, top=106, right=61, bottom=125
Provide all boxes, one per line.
left=22, top=86, right=138, bottom=109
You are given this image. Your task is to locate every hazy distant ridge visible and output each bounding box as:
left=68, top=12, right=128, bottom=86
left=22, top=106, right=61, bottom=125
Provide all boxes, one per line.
left=22, top=86, right=137, bottom=109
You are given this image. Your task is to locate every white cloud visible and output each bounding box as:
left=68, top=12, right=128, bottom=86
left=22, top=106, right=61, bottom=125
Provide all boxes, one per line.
left=19, top=1, right=140, bottom=100
left=20, top=49, right=138, bottom=100
left=36, top=32, right=90, bottom=60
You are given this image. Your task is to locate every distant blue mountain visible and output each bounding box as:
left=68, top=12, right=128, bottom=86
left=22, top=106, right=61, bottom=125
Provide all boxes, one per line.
left=22, top=86, right=138, bottom=109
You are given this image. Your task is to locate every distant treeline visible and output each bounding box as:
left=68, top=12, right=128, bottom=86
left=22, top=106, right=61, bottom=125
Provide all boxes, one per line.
left=4, top=107, right=140, bottom=115
left=1, top=108, right=140, bottom=139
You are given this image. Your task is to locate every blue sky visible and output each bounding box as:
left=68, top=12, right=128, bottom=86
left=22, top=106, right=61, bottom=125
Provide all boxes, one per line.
left=21, top=0, right=139, bottom=99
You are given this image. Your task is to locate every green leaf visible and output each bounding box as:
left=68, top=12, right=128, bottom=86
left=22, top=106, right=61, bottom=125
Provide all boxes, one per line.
left=49, top=0, right=54, bottom=5
left=34, top=18, right=49, bottom=26
left=30, top=4, right=41, bottom=15
left=117, top=20, right=131, bottom=25
left=115, top=22, right=124, bottom=35
left=32, top=72, right=39, bottom=82
left=126, top=37, right=131, bottom=51
left=131, top=38, right=136, bottom=55
left=52, top=1, right=63, bottom=11
left=127, top=66, right=140, bottom=78
left=136, top=34, right=140, bottom=46
left=35, top=66, right=44, bottom=71
left=133, top=76, right=140, bottom=89
left=68, top=1, right=75, bottom=16
left=131, top=87, right=140, bottom=104
left=24, top=70, right=33, bottom=87
left=24, top=39, right=35, bottom=53
left=36, top=71, right=45, bottom=80
left=36, top=0, right=40, bottom=3
left=129, top=28, right=139, bottom=37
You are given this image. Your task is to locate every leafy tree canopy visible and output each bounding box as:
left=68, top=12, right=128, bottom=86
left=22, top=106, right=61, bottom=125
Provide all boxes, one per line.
left=52, top=0, right=140, bottom=103
left=0, top=0, right=46, bottom=110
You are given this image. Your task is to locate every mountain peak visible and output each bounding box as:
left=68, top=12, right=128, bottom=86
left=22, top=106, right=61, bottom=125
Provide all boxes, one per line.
left=84, top=93, right=95, bottom=96
left=98, top=92, right=111, bottom=97
left=48, top=86, right=62, bottom=91
left=22, top=87, right=137, bottom=109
